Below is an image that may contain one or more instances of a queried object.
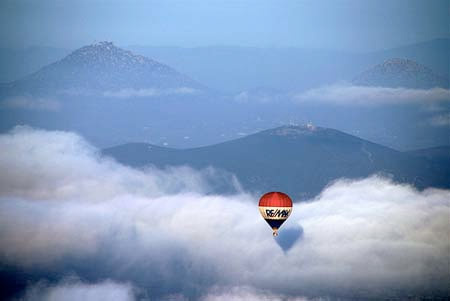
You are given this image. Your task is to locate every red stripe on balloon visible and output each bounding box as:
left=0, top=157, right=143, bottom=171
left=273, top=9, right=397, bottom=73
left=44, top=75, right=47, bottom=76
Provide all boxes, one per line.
left=258, top=191, right=292, bottom=207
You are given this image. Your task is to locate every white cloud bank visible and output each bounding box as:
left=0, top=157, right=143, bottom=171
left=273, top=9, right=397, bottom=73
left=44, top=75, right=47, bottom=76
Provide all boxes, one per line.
left=200, top=286, right=310, bottom=301
left=0, top=126, right=240, bottom=202
left=0, top=127, right=449, bottom=299
left=294, top=84, right=450, bottom=105
left=23, top=279, right=135, bottom=301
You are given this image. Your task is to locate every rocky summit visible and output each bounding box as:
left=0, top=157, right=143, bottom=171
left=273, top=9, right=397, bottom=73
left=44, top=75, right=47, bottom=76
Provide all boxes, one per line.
left=352, top=58, right=448, bottom=89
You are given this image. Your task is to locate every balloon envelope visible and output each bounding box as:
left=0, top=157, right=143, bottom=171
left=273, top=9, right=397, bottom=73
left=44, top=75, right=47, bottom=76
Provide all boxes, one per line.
left=258, top=191, right=293, bottom=236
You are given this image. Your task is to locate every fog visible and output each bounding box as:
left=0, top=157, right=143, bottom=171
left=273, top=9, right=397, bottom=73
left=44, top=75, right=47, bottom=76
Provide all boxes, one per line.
left=294, top=84, right=450, bottom=105
left=22, top=279, right=135, bottom=301
left=0, top=127, right=448, bottom=299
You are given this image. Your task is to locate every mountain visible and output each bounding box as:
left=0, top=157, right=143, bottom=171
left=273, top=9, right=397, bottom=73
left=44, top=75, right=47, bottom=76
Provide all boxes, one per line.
left=352, top=58, right=448, bottom=89
left=0, top=41, right=447, bottom=151
left=103, top=125, right=449, bottom=199
left=1, top=41, right=202, bottom=97
left=0, top=41, right=215, bottom=148
left=372, top=38, right=449, bottom=78
left=1, top=39, right=447, bottom=92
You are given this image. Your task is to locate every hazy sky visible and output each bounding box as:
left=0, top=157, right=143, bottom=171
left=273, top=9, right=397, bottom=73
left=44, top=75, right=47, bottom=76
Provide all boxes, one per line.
left=0, top=0, right=449, bottom=50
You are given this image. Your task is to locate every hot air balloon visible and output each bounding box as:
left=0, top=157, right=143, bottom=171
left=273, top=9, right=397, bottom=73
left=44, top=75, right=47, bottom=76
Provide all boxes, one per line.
left=258, top=191, right=293, bottom=236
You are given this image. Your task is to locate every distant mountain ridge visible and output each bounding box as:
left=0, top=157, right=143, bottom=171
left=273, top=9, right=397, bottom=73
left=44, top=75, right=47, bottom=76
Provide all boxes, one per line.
left=2, top=41, right=202, bottom=96
left=1, top=38, right=448, bottom=91
left=352, top=58, right=448, bottom=89
left=103, top=125, right=450, bottom=199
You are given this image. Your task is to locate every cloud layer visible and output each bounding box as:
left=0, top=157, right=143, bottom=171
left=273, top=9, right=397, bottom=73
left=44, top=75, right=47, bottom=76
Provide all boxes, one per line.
left=0, top=127, right=449, bottom=300
left=294, top=84, right=450, bottom=105
left=23, top=279, right=135, bottom=301
left=0, top=126, right=241, bottom=202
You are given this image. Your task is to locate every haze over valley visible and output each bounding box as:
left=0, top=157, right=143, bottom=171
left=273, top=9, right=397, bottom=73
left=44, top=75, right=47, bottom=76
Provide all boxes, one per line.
left=1, top=39, right=449, bottom=150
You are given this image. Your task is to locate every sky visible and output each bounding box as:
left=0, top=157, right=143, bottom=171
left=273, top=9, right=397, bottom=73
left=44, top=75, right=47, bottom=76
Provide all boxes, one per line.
left=0, top=0, right=448, bottom=51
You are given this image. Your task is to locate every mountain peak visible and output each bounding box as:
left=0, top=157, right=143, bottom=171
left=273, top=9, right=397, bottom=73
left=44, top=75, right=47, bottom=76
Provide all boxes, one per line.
left=91, top=41, right=115, bottom=47
left=9, top=42, right=203, bottom=95
left=63, top=41, right=155, bottom=67
left=266, top=124, right=323, bottom=137
left=379, top=58, right=428, bottom=72
left=352, top=57, right=448, bottom=89
left=78, top=41, right=125, bottom=56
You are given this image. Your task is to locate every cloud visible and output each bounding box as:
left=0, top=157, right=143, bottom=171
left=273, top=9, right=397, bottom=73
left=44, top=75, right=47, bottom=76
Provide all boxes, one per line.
left=200, top=286, right=310, bottom=301
left=294, top=83, right=450, bottom=105
left=23, top=279, right=135, bottom=301
left=102, top=87, right=199, bottom=98
left=0, top=126, right=241, bottom=202
left=0, top=127, right=449, bottom=299
left=1, top=96, right=61, bottom=111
